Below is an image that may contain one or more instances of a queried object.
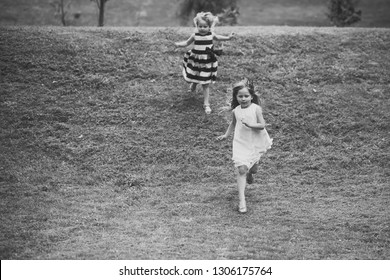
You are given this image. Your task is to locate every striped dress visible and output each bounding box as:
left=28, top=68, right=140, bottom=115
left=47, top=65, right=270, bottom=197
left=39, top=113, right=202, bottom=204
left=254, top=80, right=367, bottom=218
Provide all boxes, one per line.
left=182, top=32, right=218, bottom=84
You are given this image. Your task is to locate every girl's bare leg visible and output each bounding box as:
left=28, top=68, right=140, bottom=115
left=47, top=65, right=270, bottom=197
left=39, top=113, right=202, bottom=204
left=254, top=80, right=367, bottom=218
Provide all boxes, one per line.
left=237, top=165, right=248, bottom=213
left=202, top=84, right=211, bottom=114
left=189, top=83, right=197, bottom=92
left=249, top=163, right=259, bottom=174
left=247, top=162, right=259, bottom=184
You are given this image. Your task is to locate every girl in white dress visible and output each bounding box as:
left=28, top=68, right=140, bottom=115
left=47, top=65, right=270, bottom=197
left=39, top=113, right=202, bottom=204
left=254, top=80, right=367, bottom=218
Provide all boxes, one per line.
left=217, top=79, right=272, bottom=213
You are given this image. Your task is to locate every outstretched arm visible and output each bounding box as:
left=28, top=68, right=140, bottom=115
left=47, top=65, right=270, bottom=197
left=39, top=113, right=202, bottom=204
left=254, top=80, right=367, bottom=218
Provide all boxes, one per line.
left=174, top=34, right=195, bottom=47
left=213, top=32, right=235, bottom=41
left=217, top=112, right=236, bottom=140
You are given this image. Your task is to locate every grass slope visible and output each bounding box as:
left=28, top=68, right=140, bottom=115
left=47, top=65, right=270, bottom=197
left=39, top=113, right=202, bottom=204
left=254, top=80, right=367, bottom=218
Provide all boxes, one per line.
left=0, top=26, right=389, bottom=259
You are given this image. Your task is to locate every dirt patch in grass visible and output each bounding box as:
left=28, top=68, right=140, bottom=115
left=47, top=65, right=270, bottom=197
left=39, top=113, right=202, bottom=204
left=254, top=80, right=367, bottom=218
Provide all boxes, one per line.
left=0, top=26, right=389, bottom=259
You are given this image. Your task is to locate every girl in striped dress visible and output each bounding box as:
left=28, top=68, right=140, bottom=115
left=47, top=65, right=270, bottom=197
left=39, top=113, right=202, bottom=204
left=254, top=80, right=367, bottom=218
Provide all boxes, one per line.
left=174, top=12, right=234, bottom=114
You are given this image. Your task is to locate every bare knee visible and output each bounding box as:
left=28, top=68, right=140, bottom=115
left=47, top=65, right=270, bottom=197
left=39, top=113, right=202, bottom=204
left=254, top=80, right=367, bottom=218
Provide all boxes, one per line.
left=237, top=165, right=248, bottom=176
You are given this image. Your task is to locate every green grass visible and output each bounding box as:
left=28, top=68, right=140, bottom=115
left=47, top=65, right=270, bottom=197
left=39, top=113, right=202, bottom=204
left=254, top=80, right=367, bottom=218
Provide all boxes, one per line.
left=0, top=25, right=389, bottom=259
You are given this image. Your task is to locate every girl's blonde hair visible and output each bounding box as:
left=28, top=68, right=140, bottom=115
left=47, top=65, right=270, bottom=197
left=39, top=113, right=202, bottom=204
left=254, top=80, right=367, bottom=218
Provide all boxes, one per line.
left=193, top=12, right=218, bottom=30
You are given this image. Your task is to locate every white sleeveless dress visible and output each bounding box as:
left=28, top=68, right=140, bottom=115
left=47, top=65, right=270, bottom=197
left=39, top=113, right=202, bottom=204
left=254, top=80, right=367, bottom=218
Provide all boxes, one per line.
left=232, top=104, right=272, bottom=168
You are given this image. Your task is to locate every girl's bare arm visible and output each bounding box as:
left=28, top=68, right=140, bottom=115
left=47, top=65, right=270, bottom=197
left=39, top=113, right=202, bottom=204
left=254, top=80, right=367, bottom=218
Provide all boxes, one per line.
left=217, top=112, right=236, bottom=140
left=213, top=32, right=234, bottom=41
left=175, top=34, right=195, bottom=47
left=242, top=106, right=266, bottom=130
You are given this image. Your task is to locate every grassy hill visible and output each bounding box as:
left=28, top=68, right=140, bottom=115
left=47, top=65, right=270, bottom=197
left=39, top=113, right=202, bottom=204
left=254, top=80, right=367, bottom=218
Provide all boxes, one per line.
left=0, top=25, right=389, bottom=259
left=1, top=0, right=390, bottom=27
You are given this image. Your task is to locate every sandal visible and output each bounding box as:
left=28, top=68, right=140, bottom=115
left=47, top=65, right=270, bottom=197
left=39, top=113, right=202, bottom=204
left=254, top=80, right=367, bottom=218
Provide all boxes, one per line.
left=203, top=104, right=212, bottom=114
left=238, top=205, right=247, bottom=214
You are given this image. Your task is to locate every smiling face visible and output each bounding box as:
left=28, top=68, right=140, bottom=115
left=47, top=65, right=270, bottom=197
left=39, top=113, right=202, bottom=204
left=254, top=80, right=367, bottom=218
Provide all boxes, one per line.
left=196, top=19, right=211, bottom=34
left=236, top=87, right=253, bottom=108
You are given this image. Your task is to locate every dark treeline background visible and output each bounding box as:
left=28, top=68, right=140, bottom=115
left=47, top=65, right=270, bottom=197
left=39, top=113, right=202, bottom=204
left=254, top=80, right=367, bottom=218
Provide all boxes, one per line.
left=1, top=0, right=389, bottom=27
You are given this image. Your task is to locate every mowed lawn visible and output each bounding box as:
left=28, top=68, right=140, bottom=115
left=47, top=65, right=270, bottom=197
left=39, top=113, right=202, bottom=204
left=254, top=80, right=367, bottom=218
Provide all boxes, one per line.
left=0, top=26, right=389, bottom=259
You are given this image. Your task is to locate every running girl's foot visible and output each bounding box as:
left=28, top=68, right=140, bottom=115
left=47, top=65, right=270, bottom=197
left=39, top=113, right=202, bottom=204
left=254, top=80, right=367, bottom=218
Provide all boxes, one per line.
left=188, top=83, right=197, bottom=93
left=203, top=104, right=211, bottom=114
left=246, top=172, right=254, bottom=184
left=238, top=204, right=247, bottom=214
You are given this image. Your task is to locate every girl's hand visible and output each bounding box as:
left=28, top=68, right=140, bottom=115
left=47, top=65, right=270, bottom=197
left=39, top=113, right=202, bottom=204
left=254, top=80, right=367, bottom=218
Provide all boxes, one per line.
left=242, top=118, right=268, bottom=129
left=218, top=106, right=231, bottom=115
left=241, top=118, right=251, bottom=127
left=216, top=134, right=227, bottom=141
left=229, top=32, right=235, bottom=39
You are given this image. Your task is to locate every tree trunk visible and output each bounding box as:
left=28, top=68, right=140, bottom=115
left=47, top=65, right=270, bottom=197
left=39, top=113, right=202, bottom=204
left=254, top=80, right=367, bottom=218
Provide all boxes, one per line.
left=60, top=0, right=67, bottom=26
left=98, top=0, right=105, bottom=27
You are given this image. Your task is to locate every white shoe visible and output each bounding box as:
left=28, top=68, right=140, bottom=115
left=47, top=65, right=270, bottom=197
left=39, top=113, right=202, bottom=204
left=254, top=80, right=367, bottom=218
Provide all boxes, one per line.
left=203, top=104, right=211, bottom=114
left=238, top=205, right=247, bottom=214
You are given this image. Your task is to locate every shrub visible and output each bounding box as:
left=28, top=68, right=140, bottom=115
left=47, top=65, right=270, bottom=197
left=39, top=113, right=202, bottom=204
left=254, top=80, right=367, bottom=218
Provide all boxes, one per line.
left=327, top=0, right=362, bottom=27
left=177, top=0, right=238, bottom=26
left=216, top=7, right=239, bottom=26
left=50, top=0, right=73, bottom=26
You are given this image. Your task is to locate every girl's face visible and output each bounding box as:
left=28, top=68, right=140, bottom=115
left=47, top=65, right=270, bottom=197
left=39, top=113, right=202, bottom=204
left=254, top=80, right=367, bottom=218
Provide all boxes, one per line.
left=197, top=19, right=210, bottom=34
left=236, top=87, right=253, bottom=108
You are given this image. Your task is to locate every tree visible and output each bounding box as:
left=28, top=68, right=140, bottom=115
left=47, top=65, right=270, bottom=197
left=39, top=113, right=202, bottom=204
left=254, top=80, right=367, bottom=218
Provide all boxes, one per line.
left=50, top=0, right=73, bottom=26
left=91, top=0, right=110, bottom=27
left=216, top=7, right=239, bottom=26
left=327, top=0, right=362, bottom=27
left=177, top=0, right=238, bottom=26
